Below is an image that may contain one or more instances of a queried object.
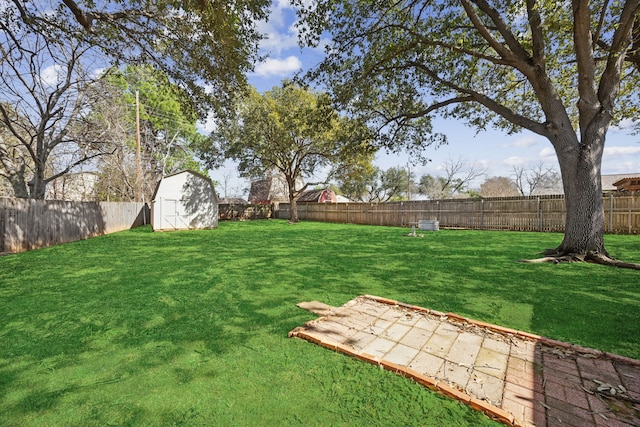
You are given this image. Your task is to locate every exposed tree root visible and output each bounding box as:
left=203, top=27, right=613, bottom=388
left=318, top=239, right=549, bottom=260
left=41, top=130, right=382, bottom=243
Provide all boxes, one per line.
left=518, top=255, right=581, bottom=264
left=584, top=252, right=640, bottom=270
left=519, top=250, right=640, bottom=270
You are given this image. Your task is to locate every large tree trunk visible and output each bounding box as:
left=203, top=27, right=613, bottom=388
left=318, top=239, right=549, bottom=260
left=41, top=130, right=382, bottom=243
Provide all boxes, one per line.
left=557, top=158, right=606, bottom=256
left=286, top=175, right=301, bottom=223
left=551, top=127, right=607, bottom=257
left=1, top=164, right=30, bottom=199
left=28, top=164, right=47, bottom=199
left=8, top=173, right=29, bottom=198
left=289, top=196, right=299, bottom=222
left=522, top=116, right=640, bottom=268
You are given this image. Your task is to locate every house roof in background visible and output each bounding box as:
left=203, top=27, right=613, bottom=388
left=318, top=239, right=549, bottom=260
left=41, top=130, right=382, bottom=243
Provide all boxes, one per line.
left=335, top=195, right=352, bottom=203
left=297, top=189, right=326, bottom=202
left=248, top=176, right=290, bottom=203
left=602, top=173, right=640, bottom=191
left=248, top=178, right=273, bottom=203
left=218, top=197, right=248, bottom=204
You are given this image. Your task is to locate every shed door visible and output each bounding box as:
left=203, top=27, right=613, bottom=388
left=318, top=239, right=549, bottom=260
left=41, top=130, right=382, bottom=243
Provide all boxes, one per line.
left=161, top=199, right=190, bottom=230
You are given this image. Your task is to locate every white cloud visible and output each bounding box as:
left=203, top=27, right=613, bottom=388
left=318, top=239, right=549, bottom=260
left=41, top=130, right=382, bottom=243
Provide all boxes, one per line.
left=602, top=160, right=640, bottom=175
left=91, top=67, right=107, bottom=79
left=604, top=146, right=640, bottom=157
left=257, top=2, right=299, bottom=55
left=254, top=56, right=302, bottom=77
left=510, top=136, right=538, bottom=148
left=197, top=112, right=217, bottom=134
left=602, top=146, right=640, bottom=173
left=40, top=64, right=65, bottom=86
left=270, top=0, right=293, bottom=26
left=259, top=26, right=300, bottom=54
left=539, top=147, right=556, bottom=158
left=503, top=156, right=527, bottom=166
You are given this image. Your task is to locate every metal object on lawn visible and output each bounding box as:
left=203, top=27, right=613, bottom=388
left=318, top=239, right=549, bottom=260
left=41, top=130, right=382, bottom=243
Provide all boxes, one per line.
left=419, top=220, right=439, bottom=231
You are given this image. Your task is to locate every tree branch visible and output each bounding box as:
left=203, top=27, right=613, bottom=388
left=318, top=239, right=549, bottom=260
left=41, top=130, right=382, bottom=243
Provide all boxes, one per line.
left=460, top=0, right=519, bottom=65
left=371, top=23, right=513, bottom=69
left=61, top=0, right=93, bottom=30
left=593, top=0, right=611, bottom=47
left=61, top=0, right=152, bottom=32
left=572, top=0, right=599, bottom=133
left=408, top=61, right=551, bottom=137
left=373, top=96, right=474, bottom=130
left=526, top=0, right=546, bottom=69
left=44, top=148, right=116, bottom=185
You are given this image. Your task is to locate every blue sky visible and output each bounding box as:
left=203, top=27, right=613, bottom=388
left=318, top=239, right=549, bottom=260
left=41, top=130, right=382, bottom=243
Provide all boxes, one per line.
left=212, top=1, right=640, bottom=198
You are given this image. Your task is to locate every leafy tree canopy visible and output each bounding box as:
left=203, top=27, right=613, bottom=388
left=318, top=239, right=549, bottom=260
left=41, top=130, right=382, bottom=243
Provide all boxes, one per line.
left=2, top=0, right=270, bottom=117
left=106, top=65, right=205, bottom=174
left=295, top=0, right=640, bottom=138
left=88, top=65, right=207, bottom=202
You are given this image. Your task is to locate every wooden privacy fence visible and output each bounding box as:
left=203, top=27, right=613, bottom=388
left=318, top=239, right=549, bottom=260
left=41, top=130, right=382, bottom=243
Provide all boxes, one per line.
left=218, top=203, right=273, bottom=221
left=0, top=198, right=149, bottom=254
left=275, top=193, right=640, bottom=234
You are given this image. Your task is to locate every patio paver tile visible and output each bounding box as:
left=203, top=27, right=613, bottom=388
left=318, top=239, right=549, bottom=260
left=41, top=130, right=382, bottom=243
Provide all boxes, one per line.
left=424, top=330, right=458, bottom=358
left=399, top=326, right=433, bottom=350
left=408, top=351, right=445, bottom=378
left=360, top=336, right=396, bottom=359
left=382, top=323, right=412, bottom=342
left=475, top=346, right=509, bottom=379
left=385, top=343, right=420, bottom=366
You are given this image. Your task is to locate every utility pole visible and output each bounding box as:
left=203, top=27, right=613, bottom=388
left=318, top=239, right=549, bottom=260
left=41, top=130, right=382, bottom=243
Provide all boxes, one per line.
left=407, top=160, right=412, bottom=201
left=135, top=90, right=142, bottom=202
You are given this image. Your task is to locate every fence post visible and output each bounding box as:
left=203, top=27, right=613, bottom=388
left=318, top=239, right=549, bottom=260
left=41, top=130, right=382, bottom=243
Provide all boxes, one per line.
left=609, top=193, right=614, bottom=233
left=0, top=198, right=4, bottom=253
left=629, top=196, right=633, bottom=234
left=480, top=199, right=484, bottom=230
left=370, top=203, right=372, bottom=226
left=536, top=196, right=541, bottom=232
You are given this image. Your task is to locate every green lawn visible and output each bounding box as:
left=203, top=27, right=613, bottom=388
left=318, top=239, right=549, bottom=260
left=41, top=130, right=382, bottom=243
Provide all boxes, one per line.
left=1, top=220, right=638, bottom=426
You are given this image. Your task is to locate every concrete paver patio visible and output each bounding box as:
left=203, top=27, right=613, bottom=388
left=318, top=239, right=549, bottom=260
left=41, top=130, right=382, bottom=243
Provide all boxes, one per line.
left=289, top=295, right=640, bottom=427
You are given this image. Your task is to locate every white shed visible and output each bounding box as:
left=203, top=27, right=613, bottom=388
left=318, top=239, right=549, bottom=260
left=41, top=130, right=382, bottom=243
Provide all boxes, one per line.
left=151, top=170, right=218, bottom=231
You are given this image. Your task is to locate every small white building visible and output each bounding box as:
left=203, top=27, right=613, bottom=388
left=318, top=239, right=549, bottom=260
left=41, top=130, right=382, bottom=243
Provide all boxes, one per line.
left=151, top=170, right=218, bottom=231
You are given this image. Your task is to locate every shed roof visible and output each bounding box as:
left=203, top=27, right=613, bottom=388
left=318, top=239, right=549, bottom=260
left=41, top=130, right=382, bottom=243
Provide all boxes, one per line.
left=151, top=170, right=215, bottom=201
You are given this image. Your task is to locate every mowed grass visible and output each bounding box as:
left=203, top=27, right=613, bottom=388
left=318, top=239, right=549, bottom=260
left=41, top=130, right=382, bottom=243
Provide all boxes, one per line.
left=0, top=220, right=639, bottom=426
